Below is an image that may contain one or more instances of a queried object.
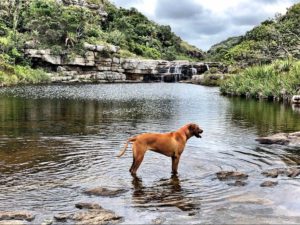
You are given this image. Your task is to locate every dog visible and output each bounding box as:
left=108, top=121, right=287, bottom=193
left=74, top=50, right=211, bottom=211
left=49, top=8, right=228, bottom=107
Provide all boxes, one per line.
left=117, top=123, right=203, bottom=175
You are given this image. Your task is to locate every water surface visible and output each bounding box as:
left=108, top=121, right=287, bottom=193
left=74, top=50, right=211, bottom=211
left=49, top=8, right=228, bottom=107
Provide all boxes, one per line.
left=0, top=83, right=300, bottom=224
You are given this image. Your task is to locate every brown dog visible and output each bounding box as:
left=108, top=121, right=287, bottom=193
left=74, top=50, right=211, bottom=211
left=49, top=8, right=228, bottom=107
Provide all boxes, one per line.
left=118, top=123, right=203, bottom=175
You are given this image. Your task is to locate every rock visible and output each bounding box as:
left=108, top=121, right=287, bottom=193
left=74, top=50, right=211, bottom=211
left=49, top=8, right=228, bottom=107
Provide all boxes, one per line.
left=54, top=213, right=70, bottom=221
left=0, top=221, right=25, bottom=225
left=152, top=217, right=166, bottom=224
left=84, top=187, right=128, bottom=197
left=75, top=203, right=102, bottom=210
left=0, top=211, right=35, bottom=222
left=227, top=180, right=248, bottom=187
left=71, top=209, right=122, bottom=225
left=292, top=95, right=300, bottom=104
left=260, top=181, right=278, bottom=187
left=216, top=171, right=248, bottom=181
left=262, top=168, right=283, bottom=178
left=256, top=131, right=300, bottom=146
left=41, top=219, right=53, bottom=225
left=262, top=168, right=300, bottom=178
left=287, top=168, right=300, bottom=178
left=255, top=133, right=289, bottom=145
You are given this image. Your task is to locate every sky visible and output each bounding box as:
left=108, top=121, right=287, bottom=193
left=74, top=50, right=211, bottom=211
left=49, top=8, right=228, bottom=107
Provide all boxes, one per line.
left=111, top=0, right=298, bottom=51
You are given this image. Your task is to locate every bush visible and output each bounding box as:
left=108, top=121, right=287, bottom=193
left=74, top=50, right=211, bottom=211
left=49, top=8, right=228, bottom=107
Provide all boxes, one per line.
left=220, top=59, right=300, bottom=100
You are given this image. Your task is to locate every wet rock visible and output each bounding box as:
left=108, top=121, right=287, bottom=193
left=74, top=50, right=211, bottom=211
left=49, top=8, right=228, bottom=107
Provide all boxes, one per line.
left=0, top=211, right=35, bottom=222
left=227, top=180, right=248, bottom=187
left=287, top=168, right=300, bottom=178
left=229, top=194, right=273, bottom=205
left=41, top=219, right=53, bottom=225
left=54, top=213, right=70, bottom=221
left=216, top=171, right=249, bottom=181
left=75, top=202, right=102, bottom=210
left=292, top=95, right=300, bottom=104
left=84, top=187, right=128, bottom=197
left=260, top=181, right=278, bottom=187
left=256, top=132, right=300, bottom=146
left=0, top=221, right=25, bottom=225
left=262, top=168, right=300, bottom=178
left=152, top=217, right=166, bottom=224
left=71, top=209, right=122, bottom=225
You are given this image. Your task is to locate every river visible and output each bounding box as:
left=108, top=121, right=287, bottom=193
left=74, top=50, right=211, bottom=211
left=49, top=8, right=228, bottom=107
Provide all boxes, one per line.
left=0, top=83, right=300, bottom=224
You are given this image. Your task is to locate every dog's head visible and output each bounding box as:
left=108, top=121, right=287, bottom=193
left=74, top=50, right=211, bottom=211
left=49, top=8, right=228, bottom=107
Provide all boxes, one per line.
left=188, top=123, right=203, bottom=138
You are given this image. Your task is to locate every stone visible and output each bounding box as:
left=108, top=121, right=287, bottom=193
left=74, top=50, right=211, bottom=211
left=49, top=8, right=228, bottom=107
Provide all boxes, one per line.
left=54, top=213, right=70, bottom=221
left=256, top=133, right=290, bottom=145
left=256, top=132, right=300, bottom=146
left=0, top=221, right=25, bottom=225
left=260, top=181, right=278, bottom=187
left=71, top=209, right=122, bottom=225
left=216, top=171, right=248, bottom=181
left=152, top=217, right=166, bottom=224
left=0, top=211, right=35, bottom=222
left=41, top=219, right=53, bottom=225
left=75, top=203, right=102, bottom=210
left=227, top=180, right=248, bottom=187
left=84, top=187, right=128, bottom=197
left=287, top=168, right=300, bottom=178
left=292, top=95, right=300, bottom=104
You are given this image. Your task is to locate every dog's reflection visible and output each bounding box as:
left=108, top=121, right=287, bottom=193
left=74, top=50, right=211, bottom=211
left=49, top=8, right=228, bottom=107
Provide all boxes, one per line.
left=131, top=174, right=200, bottom=212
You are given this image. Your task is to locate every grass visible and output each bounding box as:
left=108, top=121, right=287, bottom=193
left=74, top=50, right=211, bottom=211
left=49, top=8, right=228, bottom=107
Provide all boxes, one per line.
left=0, top=55, right=50, bottom=86
left=220, top=59, right=300, bottom=101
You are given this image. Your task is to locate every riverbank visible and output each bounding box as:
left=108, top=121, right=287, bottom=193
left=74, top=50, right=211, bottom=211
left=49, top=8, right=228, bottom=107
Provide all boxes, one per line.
left=220, top=60, right=300, bottom=101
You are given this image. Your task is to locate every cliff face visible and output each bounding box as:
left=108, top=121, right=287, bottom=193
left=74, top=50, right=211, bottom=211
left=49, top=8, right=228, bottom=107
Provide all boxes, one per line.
left=25, top=43, right=224, bottom=83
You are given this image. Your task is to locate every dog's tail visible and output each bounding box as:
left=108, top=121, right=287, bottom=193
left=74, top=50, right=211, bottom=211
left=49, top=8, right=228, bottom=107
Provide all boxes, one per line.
left=117, top=137, right=136, bottom=157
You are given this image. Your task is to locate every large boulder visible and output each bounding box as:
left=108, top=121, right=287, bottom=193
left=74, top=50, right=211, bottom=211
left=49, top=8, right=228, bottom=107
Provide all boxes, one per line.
left=256, top=132, right=300, bottom=146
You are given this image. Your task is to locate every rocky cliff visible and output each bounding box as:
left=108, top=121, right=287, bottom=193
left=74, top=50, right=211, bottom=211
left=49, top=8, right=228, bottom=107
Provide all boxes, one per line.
left=25, top=43, right=225, bottom=83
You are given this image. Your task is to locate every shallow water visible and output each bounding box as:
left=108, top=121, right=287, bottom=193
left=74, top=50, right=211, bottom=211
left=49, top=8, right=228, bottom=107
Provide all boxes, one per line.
left=0, top=83, right=300, bottom=224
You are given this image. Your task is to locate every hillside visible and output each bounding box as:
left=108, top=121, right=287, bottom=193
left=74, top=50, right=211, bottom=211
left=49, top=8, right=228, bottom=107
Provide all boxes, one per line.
left=207, top=3, right=300, bottom=67
left=0, top=0, right=204, bottom=61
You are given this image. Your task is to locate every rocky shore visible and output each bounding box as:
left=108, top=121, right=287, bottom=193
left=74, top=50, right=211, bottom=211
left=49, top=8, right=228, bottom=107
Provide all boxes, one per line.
left=25, top=43, right=226, bottom=84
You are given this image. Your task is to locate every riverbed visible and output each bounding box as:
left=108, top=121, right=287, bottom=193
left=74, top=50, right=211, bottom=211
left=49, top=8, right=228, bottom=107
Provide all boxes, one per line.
left=0, top=83, right=300, bottom=224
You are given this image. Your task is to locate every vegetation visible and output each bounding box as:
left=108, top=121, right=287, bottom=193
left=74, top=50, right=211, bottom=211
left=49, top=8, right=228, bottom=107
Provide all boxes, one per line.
left=0, top=0, right=204, bottom=85
left=207, top=3, right=300, bottom=67
left=220, top=59, right=300, bottom=100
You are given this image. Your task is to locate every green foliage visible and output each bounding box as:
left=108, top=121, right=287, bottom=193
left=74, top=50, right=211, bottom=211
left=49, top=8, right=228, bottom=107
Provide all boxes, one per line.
left=0, top=54, right=50, bottom=86
left=220, top=60, right=300, bottom=100
left=208, top=3, right=300, bottom=66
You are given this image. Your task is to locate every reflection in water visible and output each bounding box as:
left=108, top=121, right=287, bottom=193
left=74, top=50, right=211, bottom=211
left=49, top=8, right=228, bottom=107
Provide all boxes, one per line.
left=131, top=175, right=200, bottom=212
left=0, top=84, right=300, bottom=224
left=227, top=97, right=300, bottom=136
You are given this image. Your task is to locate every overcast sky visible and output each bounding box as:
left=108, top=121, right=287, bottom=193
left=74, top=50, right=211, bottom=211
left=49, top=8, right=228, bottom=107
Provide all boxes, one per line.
left=111, top=0, right=298, bottom=50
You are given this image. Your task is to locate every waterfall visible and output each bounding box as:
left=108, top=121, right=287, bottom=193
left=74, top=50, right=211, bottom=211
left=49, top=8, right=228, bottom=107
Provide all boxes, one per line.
left=205, top=64, right=210, bottom=72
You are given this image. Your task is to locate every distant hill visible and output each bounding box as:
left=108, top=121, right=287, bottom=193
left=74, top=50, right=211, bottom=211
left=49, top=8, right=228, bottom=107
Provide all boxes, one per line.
left=206, top=3, right=300, bottom=67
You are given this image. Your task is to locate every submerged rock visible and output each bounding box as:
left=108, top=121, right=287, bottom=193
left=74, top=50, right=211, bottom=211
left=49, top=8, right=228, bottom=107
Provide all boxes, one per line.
left=54, top=213, right=70, bottom=221
left=260, top=181, right=278, bottom=187
left=227, top=180, right=248, bottom=187
left=0, top=221, right=25, bottom=225
left=256, top=132, right=300, bottom=146
left=0, top=211, right=35, bottom=222
left=75, top=203, right=102, bottom=210
left=71, top=208, right=122, bottom=225
left=262, top=168, right=300, bottom=178
left=152, top=217, right=166, bottom=224
left=84, top=187, right=128, bottom=197
left=216, top=171, right=249, bottom=181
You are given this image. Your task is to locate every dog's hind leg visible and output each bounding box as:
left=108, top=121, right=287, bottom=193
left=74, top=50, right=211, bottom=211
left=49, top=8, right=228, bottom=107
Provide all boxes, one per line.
left=130, top=143, right=146, bottom=175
